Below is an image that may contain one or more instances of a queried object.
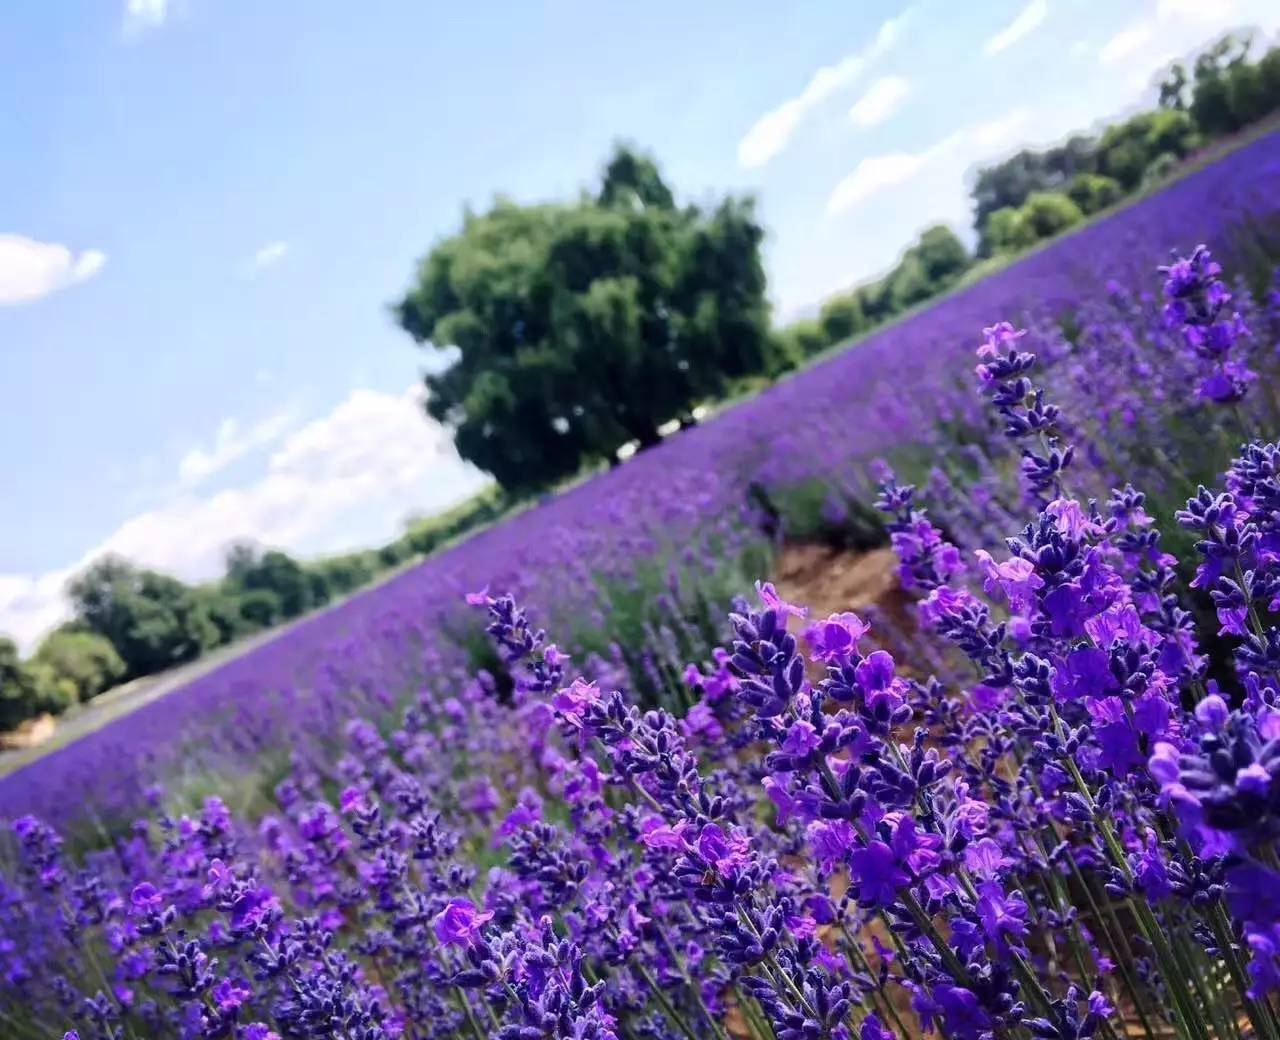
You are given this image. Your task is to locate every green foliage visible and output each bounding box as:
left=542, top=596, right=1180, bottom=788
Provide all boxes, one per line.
left=984, top=193, right=1083, bottom=256
left=972, top=34, right=1280, bottom=253
left=886, top=251, right=932, bottom=311
left=1066, top=173, right=1123, bottom=215
left=310, top=551, right=380, bottom=597
left=818, top=294, right=865, bottom=344
left=229, top=547, right=314, bottom=618
left=1187, top=34, right=1280, bottom=135
left=1096, top=109, right=1198, bottom=189
left=1189, top=33, right=1257, bottom=136
left=772, top=224, right=973, bottom=367
left=402, top=486, right=510, bottom=557
left=0, top=636, right=44, bottom=731
left=971, top=135, right=1097, bottom=253
left=911, top=225, right=970, bottom=285
left=759, top=478, right=887, bottom=551
left=236, top=589, right=282, bottom=629
left=773, top=319, right=828, bottom=367
left=1140, top=152, right=1181, bottom=190
left=32, top=630, right=126, bottom=705
left=1019, top=192, right=1085, bottom=239
left=68, top=556, right=220, bottom=679
left=1159, top=61, right=1190, bottom=111
left=983, top=207, right=1036, bottom=254
left=198, top=590, right=253, bottom=644
left=394, top=145, right=772, bottom=493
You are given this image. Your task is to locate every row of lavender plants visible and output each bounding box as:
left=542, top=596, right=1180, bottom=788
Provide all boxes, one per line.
left=3, top=132, right=1279, bottom=840
left=4, top=230, right=1280, bottom=1039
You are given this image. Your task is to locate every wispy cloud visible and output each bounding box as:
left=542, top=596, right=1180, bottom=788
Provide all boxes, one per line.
left=971, top=106, right=1032, bottom=147
left=1099, top=23, right=1154, bottom=64
left=1098, top=0, right=1273, bottom=70
left=124, top=0, right=170, bottom=32
left=178, top=412, right=296, bottom=486
left=984, top=0, right=1050, bottom=57
left=848, top=75, right=912, bottom=128
left=0, top=234, right=106, bottom=306
left=826, top=133, right=960, bottom=216
left=246, top=241, right=290, bottom=274
left=737, top=7, right=915, bottom=168
left=826, top=105, right=1031, bottom=216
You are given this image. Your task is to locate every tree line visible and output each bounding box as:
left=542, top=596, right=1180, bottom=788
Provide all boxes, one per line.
left=0, top=488, right=507, bottom=732
left=972, top=31, right=1280, bottom=257
left=774, top=32, right=1280, bottom=368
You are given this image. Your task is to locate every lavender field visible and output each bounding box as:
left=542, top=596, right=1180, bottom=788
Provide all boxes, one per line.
left=4, top=128, right=1280, bottom=1040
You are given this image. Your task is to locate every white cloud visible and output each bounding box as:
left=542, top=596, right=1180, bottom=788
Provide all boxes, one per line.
left=737, top=7, right=915, bottom=168
left=984, top=0, right=1050, bottom=57
left=848, top=75, right=912, bottom=128
left=825, top=102, right=1036, bottom=218
left=0, top=572, right=76, bottom=653
left=971, top=106, right=1032, bottom=148
left=1099, top=23, right=1155, bottom=64
left=826, top=152, right=932, bottom=216
left=247, top=241, right=290, bottom=274
left=125, top=0, right=169, bottom=30
left=1099, top=0, right=1276, bottom=70
left=0, top=387, right=486, bottom=651
left=0, top=235, right=106, bottom=306
left=178, top=412, right=295, bottom=486
left=1156, top=0, right=1231, bottom=22
left=826, top=130, right=965, bottom=215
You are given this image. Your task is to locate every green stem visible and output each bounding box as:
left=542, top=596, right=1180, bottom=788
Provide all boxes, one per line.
left=451, top=988, right=487, bottom=1040
left=655, top=928, right=730, bottom=1040
left=636, top=961, right=702, bottom=1040
left=1210, top=902, right=1280, bottom=1040
left=1056, top=742, right=1210, bottom=1040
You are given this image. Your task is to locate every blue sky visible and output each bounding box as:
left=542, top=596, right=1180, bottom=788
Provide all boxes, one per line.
left=2, top=0, right=1275, bottom=647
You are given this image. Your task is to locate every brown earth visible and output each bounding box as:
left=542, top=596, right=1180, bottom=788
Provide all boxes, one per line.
left=772, top=542, right=918, bottom=661
left=0, top=713, right=54, bottom=750
left=772, top=543, right=902, bottom=619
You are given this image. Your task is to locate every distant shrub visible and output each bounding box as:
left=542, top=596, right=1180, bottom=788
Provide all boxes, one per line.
left=818, top=294, right=864, bottom=343
left=984, top=205, right=1036, bottom=254
left=1066, top=172, right=1123, bottom=214
left=32, top=630, right=126, bottom=704
left=1019, top=191, right=1086, bottom=240
left=1141, top=151, right=1182, bottom=189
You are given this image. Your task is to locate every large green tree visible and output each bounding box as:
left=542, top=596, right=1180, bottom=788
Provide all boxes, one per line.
left=394, top=146, right=772, bottom=492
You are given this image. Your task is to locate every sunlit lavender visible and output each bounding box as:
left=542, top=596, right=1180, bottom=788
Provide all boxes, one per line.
left=5, top=131, right=1280, bottom=1040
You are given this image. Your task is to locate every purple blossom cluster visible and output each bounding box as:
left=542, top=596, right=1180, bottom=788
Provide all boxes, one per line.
left=3, top=233, right=1280, bottom=1039
left=4, top=131, right=1280, bottom=1040
left=1161, top=245, right=1255, bottom=404
left=4, top=132, right=1280, bottom=835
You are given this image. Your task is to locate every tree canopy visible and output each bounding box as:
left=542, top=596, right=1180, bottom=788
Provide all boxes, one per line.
left=68, top=556, right=220, bottom=679
left=31, top=629, right=126, bottom=706
left=395, top=145, right=773, bottom=493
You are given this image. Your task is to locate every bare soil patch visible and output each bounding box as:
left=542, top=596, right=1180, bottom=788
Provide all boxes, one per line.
left=772, top=542, right=916, bottom=654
